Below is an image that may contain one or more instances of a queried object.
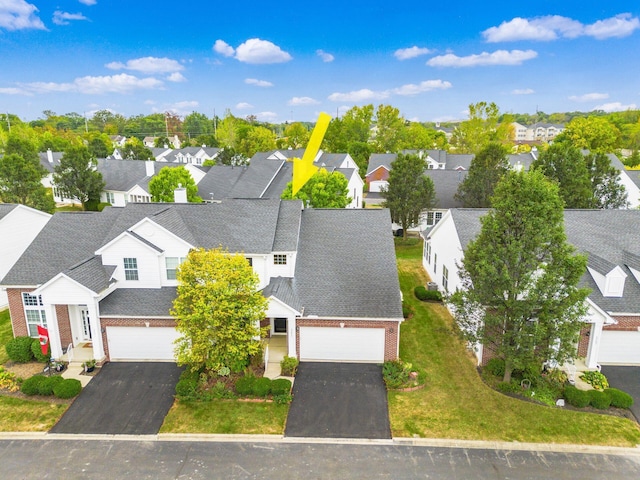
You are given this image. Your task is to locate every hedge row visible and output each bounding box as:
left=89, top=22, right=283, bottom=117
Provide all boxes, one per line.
left=564, top=385, right=633, bottom=410
left=20, top=375, right=81, bottom=399
left=235, top=376, right=292, bottom=397
left=5, top=336, right=52, bottom=364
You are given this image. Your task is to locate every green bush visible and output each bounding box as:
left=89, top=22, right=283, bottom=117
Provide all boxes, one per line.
left=37, top=375, right=64, bottom=396
left=235, top=375, right=256, bottom=396
left=414, top=286, right=428, bottom=301
left=497, top=381, right=523, bottom=395
left=402, top=303, right=413, bottom=318
left=605, top=388, right=634, bottom=409
left=383, top=359, right=411, bottom=389
left=579, top=371, right=609, bottom=391
left=6, top=336, right=35, bottom=363
left=589, top=389, right=612, bottom=410
left=252, top=377, right=272, bottom=397
left=271, top=378, right=292, bottom=396
left=175, top=377, right=198, bottom=398
left=414, top=286, right=442, bottom=301
left=564, top=385, right=590, bottom=408
left=31, top=339, right=50, bottom=363
left=21, top=375, right=46, bottom=396
left=273, top=393, right=292, bottom=404
left=280, top=356, right=299, bottom=377
left=53, top=378, right=82, bottom=399
left=484, top=358, right=505, bottom=377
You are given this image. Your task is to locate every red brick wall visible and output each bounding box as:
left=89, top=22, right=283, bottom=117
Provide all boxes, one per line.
left=295, top=318, right=400, bottom=361
left=577, top=325, right=591, bottom=358
left=606, top=315, right=640, bottom=331
left=7, top=288, right=29, bottom=337
left=365, top=168, right=389, bottom=184
left=99, top=317, right=176, bottom=361
left=56, top=305, right=72, bottom=347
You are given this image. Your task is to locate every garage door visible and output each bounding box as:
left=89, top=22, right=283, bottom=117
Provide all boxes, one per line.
left=299, top=327, right=385, bottom=363
left=107, top=327, right=180, bottom=361
left=599, top=330, right=640, bottom=365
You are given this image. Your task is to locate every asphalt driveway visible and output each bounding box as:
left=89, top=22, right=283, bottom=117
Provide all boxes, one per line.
left=50, top=362, right=182, bottom=435
left=600, top=366, right=640, bottom=421
left=285, top=362, right=391, bottom=439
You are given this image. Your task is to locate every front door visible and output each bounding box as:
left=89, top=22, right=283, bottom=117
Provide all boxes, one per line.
left=81, top=309, right=92, bottom=340
left=274, top=317, right=287, bottom=334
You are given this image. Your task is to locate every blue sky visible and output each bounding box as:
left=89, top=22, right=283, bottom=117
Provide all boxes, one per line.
left=1, top=1, right=640, bottom=123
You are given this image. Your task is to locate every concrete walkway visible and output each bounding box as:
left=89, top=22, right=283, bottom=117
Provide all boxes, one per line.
left=264, top=336, right=287, bottom=379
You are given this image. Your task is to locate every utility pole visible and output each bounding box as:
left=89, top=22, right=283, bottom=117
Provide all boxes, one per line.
left=5, top=112, right=11, bottom=133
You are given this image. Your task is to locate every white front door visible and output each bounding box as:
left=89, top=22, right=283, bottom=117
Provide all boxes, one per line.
left=81, top=309, right=92, bottom=340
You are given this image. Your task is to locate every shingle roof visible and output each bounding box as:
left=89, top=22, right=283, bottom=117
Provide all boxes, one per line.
left=99, top=287, right=176, bottom=317
left=293, top=208, right=403, bottom=318
left=424, top=170, right=467, bottom=209
left=98, top=158, right=150, bottom=191
left=262, top=277, right=302, bottom=313
left=366, top=154, right=396, bottom=175
left=64, top=256, right=115, bottom=293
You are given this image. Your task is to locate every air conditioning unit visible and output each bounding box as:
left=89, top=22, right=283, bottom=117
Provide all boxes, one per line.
left=427, top=282, right=438, bottom=291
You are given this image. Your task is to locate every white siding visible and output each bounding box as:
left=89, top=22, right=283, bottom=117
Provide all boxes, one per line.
left=99, top=235, right=162, bottom=288
left=422, top=211, right=464, bottom=293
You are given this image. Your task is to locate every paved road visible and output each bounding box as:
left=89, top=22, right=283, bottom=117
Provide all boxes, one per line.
left=0, top=438, right=638, bottom=479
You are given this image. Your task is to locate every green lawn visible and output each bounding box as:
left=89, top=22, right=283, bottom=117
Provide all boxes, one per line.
left=0, top=309, right=13, bottom=365
left=0, top=396, right=68, bottom=432
left=389, top=238, right=640, bottom=447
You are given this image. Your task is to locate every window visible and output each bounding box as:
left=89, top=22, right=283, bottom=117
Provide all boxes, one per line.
left=165, top=257, right=186, bottom=280
left=105, top=192, right=115, bottom=204
left=433, top=253, right=437, bottom=275
left=274, top=318, right=287, bottom=333
left=442, top=265, right=449, bottom=292
left=22, top=293, right=47, bottom=337
left=273, top=254, right=287, bottom=265
left=124, top=257, right=139, bottom=280
left=425, top=242, right=431, bottom=264
left=246, top=257, right=253, bottom=267
left=426, top=211, right=443, bottom=226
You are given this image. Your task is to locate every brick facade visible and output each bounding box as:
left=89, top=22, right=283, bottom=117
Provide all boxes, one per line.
left=7, top=288, right=29, bottom=337
left=99, top=317, right=176, bottom=361
left=365, top=168, right=390, bottom=185
left=295, top=318, right=400, bottom=361
left=577, top=325, right=591, bottom=358
left=606, top=315, right=640, bottom=331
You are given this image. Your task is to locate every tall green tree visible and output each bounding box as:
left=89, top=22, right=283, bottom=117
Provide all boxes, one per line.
left=400, top=122, right=448, bottom=151
left=237, top=125, right=276, bottom=158
left=454, top=143, right=509, bottom=207
left=558, top=116, right=620, bottom=153
left=282, top=122, right=310, bottom=149
left=148, top=166, right=202, bottom=203
left=449, top=170, right=589, bottom=383
left=532, top=143, right=593, bottom=208
left=281, top=169, right=351, bottom=208
left=0, top=153, right=55, bottom=213
left=381, top=154, right=436, bottom=240
left=584, top=152, right=628, bottom=209
left=373, top=104, right=406, bottom=153
left=451, top=101, right=512, bottom=154
left=322, top=105, right=373, bottom=152
left=183, top=112, right=213, bottom=137
left=121, top=138, right=154, bottom=160
left=172, top=247, right=268, bottom=373
left=53, top=145, right=105, bottom=210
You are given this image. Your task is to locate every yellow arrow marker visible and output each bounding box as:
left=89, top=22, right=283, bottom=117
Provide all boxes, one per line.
left=292, top=112, right=331, bottom=196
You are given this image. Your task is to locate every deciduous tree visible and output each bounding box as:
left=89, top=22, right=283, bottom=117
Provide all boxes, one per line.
left=585, top=152, right=628, bottom=209
left=172, top=247, right=268, bottom=373
left=558, top=116, right=620, bottom=153
left=454, top=143, right=509, bottom=207
left=0, top=153, right=55, bottom=213
left=148, top=166, right=202, bottom=203
left=451, top=101, right=512, bottom=154
left=53, top=145, right=105, bottom=210
left=281, top=169, right=351, bottom=208
left=449, top=170, right=589, bottom=383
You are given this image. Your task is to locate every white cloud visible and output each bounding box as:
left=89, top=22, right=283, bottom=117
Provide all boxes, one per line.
left=512, top=88, right=535, bottom=95
left=214, top=38, right=292, bottom=64
left=213, top=39, right=235, bottom=57
left=52, top=11, right=87, bottom=25
left=165, top=101, right=199, bottom=115
left=585, top=13, right=640, bottom=39
left=167, top=72, right=186, bottom=83
left=255, top=111, right=278, bottom=121
left=316, top=49, right=334, bottom=62
left=288, top=96, right=320, bottom=106
left=236, top=102, right=253, bottom=110
left=78, top=0, right=97, bottom=5
left=483, top=14, right=639, bottom=42
left=106, top=57, right=184, bottom=74
left=19, top=73, right=163, bottom=95
left=328, top=89, right=389, bottom=102
left=0, top=0, right=46, bottom=30
left=0, top=87, right=32, bottom=96
left=593, top=101, right=637, bottom=112
left=427, top=49, right=537, bottom=67
left=391, top=80, right=452, bottom=96
left=245, top=78, right=273, bottom=87
left=569, top=92, right=609, bottom=102
left=394, top=46, right=432, bottom=60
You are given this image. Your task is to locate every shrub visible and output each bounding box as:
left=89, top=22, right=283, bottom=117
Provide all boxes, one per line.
left=37, top=375, right=64, bottom=396
left=235, top=375, right=256, bottom=396
left=589, top=389, right=612, bottom=410
left=605, top=388, right=634, bottom=409
left=579, top=371, right=609, bottom=391
left=497, top=381, right=523, bottom=395
left=383, top=359, right=412, bottom=389
left=273, top=393, right=292, bottom=404
left=402, top=303, right=413, bottom=319
left=414, top=286, right=428, bottom=301
left=564, top=385, right=590, bottom=408
left=0, top=367, right=20, bottom=392
left=53, top=378, right=82, bottom=399
left=271, top=378, right=292, bottom=396
left=175, top=377, right=198, bottom=398
left=252, top=377, right=272, bottom=397
left=21, top=375, right=47, bottom=396
left=31, top=339, right=50, bottom=363
left=6, top=336, right=35, bottom=363
left=484, top=358, right=505, bottom=378
left=280, top=356, right=299, bottom=377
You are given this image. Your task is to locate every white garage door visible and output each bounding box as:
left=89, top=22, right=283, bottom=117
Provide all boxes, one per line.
left=369, top=180, right=387, bottom=193
left=299, top=327, right=385, bottom=363
left=107, top=327, right=180, bottom=361
left=599, top=330, right=640, bottom=365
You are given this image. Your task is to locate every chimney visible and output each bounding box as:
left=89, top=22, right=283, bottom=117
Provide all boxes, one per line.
left=47, top=148, right=54, bottom=163
left=174, top=184, right=188, bottom=203
left=145, top=160, right=155, bottom=176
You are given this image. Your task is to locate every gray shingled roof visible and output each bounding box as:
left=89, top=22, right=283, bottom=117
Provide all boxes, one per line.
left=98, top=158, right=151, bottom=191
left=262, top=277, right=302, bottom=313
left=99, top=287, right=177, bottom=317
left=293, top=208, right=403, bottom=318
left=64, top=256, right=115, bottom=293
left=449, top=208, right=640, bottom=314
left=316, top=153, right=347, bottom=169
left=366, top=153, right=395, bottom=175
left=424, top=170, right=467, bottom=209
left=272, top=201, right=302, bottom=251
left=196, top=159, right=287, bottom=200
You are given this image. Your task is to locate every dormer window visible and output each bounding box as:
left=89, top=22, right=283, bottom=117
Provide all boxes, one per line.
left=124, top=258, right=139, bottom=281
left=274, top=254, right=287, bottom=265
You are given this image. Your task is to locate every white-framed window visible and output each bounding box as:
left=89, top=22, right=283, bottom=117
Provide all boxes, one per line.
left=22, top=293, right=47, bottom=337
left=165, top=257, right=186, bottom=280
left=124, top=257, right=139, bottom=280
left=246, top=257, right=253, bottom=267
left=433, top=253, right=437, bottom=275
left=273, top=254, right=287, bottom=265
left=426, top=211, right=443, bottom=226
left=442, top=265, right=449, bottom=292
left=105, top=192, right=115, bottom=204
left=425, top=242, right=431, bottom=264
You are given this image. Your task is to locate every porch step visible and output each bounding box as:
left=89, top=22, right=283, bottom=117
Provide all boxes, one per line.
left=61, top=365, right=93, bottom=388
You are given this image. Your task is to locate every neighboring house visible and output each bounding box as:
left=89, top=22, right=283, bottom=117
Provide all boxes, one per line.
left=511, top=122, right=565, bottom=143
left=109, top=135, right=127, bottom=148
left=422, top=208, right=640, bottom=368
left=143, top=135, right=182, bottom=149
left=0, top=204, right=51, bottom=308
left=1, top=199, right=403, bottom=364
left=39, top=149, right=81, bottom=206
left=158, top=147, right=220, bottom=165
left=608, top=154, right=640, bottom=208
